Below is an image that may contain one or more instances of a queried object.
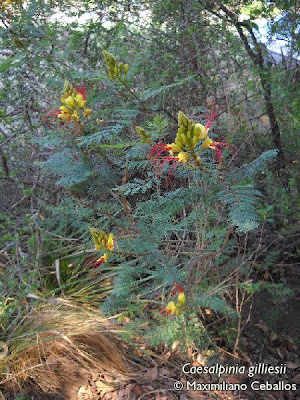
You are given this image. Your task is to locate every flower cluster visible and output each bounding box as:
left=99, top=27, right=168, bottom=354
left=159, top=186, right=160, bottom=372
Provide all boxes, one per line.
left=90, top=228, right=114, bottom=264
left=167, top=111, right=210, bottom=164
left=44, top=80, right=91, bottom=125
left=148, top=109, right=230, bottom=178
left=102, top=50, right=129, bottom=82
left=148, top=142, right=179, bottom=183
left=165, top=283, right=186, bottom=316
left=58, top=80, right=91, bottom=123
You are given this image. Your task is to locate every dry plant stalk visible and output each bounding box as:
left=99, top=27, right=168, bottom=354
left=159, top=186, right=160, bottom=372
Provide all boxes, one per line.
left=1, top=299, right=135, bottom=399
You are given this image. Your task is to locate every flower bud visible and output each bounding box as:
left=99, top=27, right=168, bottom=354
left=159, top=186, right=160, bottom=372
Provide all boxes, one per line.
left=102, top=50, right=115, bottom=64
left=199, top=128, right=209, bottom=140
left=175, top=136, right=183, bottom=147
left=58, top=112, right=71, bottom=121
left=178, top=111, right=187, bottom=127
left=64, top=79, right=73, bottom=94
left=192, top=135, right=199, bottom=146
left=180, top=133, right=188, bottom=144
left=114, top=65, right=120, bottom=78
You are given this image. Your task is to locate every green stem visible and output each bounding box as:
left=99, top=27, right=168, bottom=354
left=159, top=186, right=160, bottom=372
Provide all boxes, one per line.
left=190, top=149, right=206, bottom=172
left=118, top=78, right=150, bottom=113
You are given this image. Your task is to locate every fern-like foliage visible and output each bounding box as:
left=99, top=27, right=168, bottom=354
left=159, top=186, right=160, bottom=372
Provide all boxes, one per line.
left=219, top=150, right=278, bottom=232
left=219, top=183, right=262, bottom=233
left=113, top=177, right=156, bottom=196
left=140, top=76, right=195, bottom=100
left=102, top=259, right=146, bottom=313
left=145, top=312, right=212, bottom=353
left=41, top=150, right=95, bottom=188
left=227, top=149, right=278, bottom=182
left=191, top=291, right=238, bottom=318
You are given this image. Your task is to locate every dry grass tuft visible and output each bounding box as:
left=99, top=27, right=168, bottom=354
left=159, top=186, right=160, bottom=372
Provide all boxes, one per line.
left=0, top=299, right=134, bottom=399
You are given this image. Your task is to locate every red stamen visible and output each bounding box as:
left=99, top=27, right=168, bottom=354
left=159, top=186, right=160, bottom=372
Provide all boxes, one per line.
left=175, top=283, right=184, bottom=293
left=204, top=99, right=219, bottom=130
left=166, top=160, right=179, bottom=184
left=170, top=282, right=184, bottom=295
left=92, top=258, right=105, bottom=269
left=157, top=156, right=178, bottom=177
left=211, top=141, right=230, bottom=165
left=43, top=108, right=61, bottom=124
left=148, top=143, right=171, bottom=161
left=148, top=143, right=179, bottom=183
left=205, top=110, right=218, bottom=129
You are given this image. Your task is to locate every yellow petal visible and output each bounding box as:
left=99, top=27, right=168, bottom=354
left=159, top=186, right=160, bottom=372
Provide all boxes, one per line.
left=194, top=123, right=209, bottom=140
left=177, top=151, right=189, bottom=163
left=58, top=112, right=70, bottom=121
left=199, top=128, right=209, bottom=140
left=168, top=143, right=181, bottom=153
left=201, top=137, right=214, bottom=149
left=59, top=105, right=70, bottom=113
left=72, top=111, right=80, bottom=122
left=98, top=253, right=109, bottom=263
left=178, top=292, right=186, bottom=305
left=106, top=233, right=114, bottom=251
left=165, top=301, right=177, bottom=315
left=75, top=93, right=86, bottom=108
left=84, top=108, right=92, bottom=117
left=65, top=95, right=75, bottom=108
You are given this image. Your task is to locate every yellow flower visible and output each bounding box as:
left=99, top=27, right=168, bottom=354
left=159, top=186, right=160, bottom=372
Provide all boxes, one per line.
left=65, top=95, right=75, bottom=108
left=59, top=105, right=70, bottom=113
left=90, top=228, right=114, bottom=252
left=58, top=112, right=71, bottom=121
left=166, top=301, right=177, bottom=315
left=90, top=228, right=105, bottom=250
left=194, top=123, right=209, bottom=140
left=201, top=137, right=214, bottom=149
left=177, top=151, right=189, bottom=163
left=84, top=108, right=92, bottom=118
left=106, top=233, right=114, bottom=252
left=177, top=292, right=186, bottom=305
left=72, top=111, right=80, bottom=122
left=100, top=253, right=109, bottom=263
left=75, top=93, right=86, bottom=108
left=168, top=143, right=181, bottom=153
